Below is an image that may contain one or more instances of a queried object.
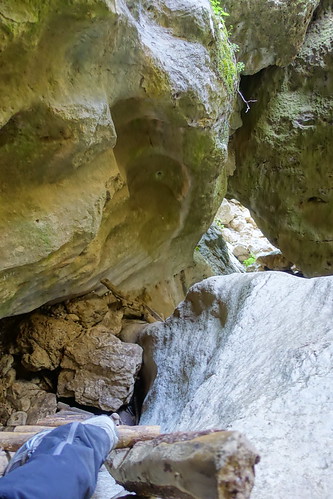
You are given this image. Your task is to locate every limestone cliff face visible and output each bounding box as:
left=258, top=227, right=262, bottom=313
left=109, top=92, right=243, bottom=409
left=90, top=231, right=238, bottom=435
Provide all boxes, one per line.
left=0, top=0, right=235, bottom=318
left=228, top=0, right=333, bottom=276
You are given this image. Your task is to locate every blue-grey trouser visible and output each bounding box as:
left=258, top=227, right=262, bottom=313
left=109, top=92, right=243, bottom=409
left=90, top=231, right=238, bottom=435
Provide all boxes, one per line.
left=0, top=422, right=110, bottom=499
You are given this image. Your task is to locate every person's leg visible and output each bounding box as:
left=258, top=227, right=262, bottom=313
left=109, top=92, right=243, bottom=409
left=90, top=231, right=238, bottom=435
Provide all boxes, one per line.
left=0, top=416, right=118, bottom=499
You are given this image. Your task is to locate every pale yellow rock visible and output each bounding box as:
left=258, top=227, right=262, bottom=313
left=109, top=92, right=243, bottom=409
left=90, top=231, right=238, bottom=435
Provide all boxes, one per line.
left=6, top=380, right=57, bottom=424
left=0, top=0, right=234, bottom=319
left=65, top=295, right=110, bottom=328
left=16, top=313, right=82, bottom=371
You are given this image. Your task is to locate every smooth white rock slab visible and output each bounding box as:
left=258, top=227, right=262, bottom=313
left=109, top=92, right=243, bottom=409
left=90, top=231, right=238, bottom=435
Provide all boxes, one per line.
left=140, top=272, right=333, bottom=499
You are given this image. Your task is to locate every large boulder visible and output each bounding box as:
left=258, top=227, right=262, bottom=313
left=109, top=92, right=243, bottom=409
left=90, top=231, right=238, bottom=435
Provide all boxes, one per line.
left=223, top=0, right=319, bottom=74
left=5, top=295, right=142, bottom=414
left=139, top=272, right=333, bottom=498
left=228, top=0, right=333, bottom=276
left=0, top=0, right=235, bottom=319
left=108, top=430, right=259, bottom=499
left=58, top=324, right=143, bottom=411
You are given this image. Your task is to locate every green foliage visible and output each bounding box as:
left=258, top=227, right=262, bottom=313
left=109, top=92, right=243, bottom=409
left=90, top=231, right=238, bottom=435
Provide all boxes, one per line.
left=237, top=61, right=245, bottom=73
left=243, top=254, right=256, bottom=267
left=210, top=0, right=230, bottom=18
left=209, top=0, right=243, bottom=92
left=215, top=218, right=225, bottom=229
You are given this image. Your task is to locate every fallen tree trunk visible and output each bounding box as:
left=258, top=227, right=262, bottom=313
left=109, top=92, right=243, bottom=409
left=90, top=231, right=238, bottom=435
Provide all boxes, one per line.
left=107, top=430, right=260, bottom=499
left=0, top=425, right=160, bottom=452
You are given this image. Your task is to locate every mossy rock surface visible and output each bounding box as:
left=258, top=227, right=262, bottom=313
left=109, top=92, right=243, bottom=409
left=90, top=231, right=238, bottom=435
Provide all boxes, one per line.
left=229, top=1, right=333, bottom=276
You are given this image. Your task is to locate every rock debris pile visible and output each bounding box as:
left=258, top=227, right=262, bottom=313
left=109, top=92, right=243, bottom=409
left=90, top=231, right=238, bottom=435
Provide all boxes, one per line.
left=0, top=291, right=145, bottom=426
left=214, top=199, right=295, bottom=273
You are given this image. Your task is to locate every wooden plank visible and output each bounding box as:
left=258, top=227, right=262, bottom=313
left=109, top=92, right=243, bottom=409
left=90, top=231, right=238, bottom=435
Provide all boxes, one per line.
left=14, top=425, right=56, bottom=433
left=0, top=425, right=160, bottom=452
left=36, top=414, right=90, bottom=426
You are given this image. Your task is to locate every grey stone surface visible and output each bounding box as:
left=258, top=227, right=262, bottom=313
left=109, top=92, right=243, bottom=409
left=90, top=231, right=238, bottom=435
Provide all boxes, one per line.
left=196, top=224, right=244, bottom=275
left=58, top=325, right=143, bottom=411
left=92, top=465, right=132, bottom=499
left=140, top=272, right=333, bottom=499
left=7, top=380, right=57, bottom=424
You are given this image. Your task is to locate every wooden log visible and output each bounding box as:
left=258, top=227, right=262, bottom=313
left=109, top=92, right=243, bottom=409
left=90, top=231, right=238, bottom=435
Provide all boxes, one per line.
left=14, top=426, right=56, bottom=433
left=56, top=402, right=94, bottom=416
left=0, top=425, right=160, bottom=452
left=36, top=413, right=90, bottom=426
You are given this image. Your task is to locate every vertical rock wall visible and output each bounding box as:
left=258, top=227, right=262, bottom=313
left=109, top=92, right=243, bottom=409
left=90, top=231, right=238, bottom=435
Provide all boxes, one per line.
left=228, top=0, right=333, bottom=276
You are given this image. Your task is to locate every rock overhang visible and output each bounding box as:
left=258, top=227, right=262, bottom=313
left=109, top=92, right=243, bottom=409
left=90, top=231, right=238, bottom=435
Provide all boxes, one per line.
left=0, top=0, right=236, bottom=318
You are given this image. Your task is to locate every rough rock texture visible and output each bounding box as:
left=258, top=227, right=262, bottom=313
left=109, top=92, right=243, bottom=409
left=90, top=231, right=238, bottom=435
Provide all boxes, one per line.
left=0, top=354, right=19, bottom=423
left=0, top=0, right=235, bottom=319
left=58, top=325, right=143, bottom=411
left=7, top=380, right=57, bottom=424
left=254, top=250, right=294, bottom=272
left=65, top=295, right=111, bottom=328
left=223, top=0, right=319, bottom=74
left=15, top=313, right=82, bottom=371
left=139, top=273, right=333, bottom=499
left=228, top=0, right=333, bottom=276
left=196, top=224, right=244, bottom=275
left=216, top=199, right=278, bottom=263
left=0, top=293, right=144, bottom=420
left=108, top=431, right=259, bottom=499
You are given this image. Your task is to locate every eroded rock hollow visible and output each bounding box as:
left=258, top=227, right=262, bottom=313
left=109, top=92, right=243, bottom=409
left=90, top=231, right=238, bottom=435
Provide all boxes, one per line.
left=0, top=0, right=235, bottom=318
